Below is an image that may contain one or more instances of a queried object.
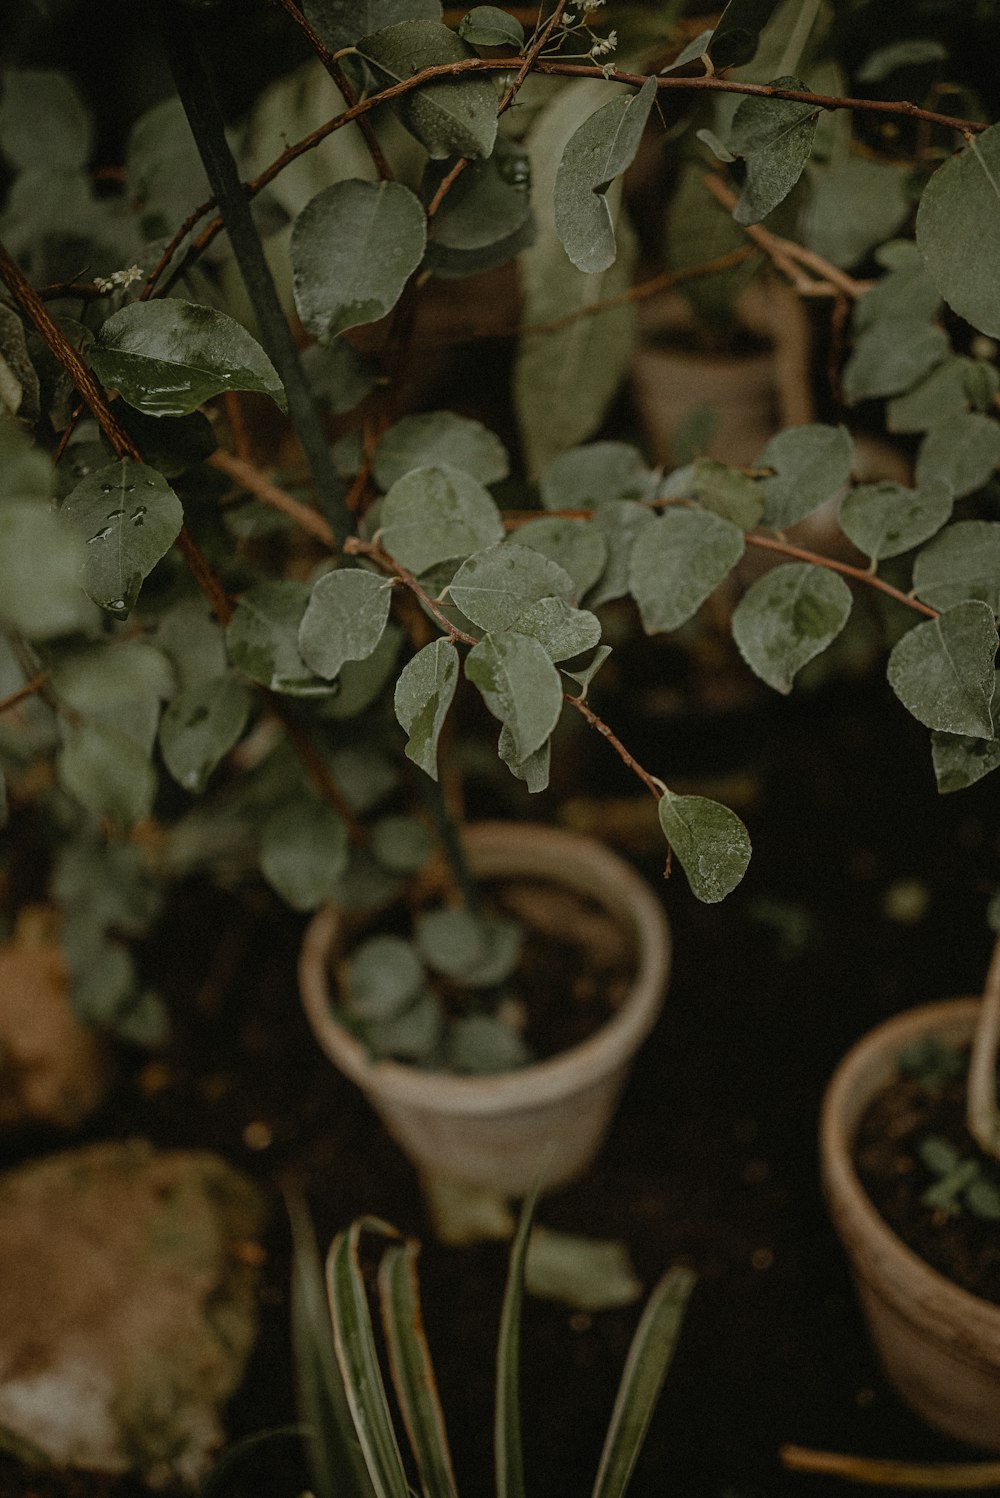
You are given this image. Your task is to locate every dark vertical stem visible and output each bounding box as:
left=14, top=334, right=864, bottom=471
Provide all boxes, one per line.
left=420, top=774, right=480, bottom=916
left=155, top=0, right=354, bottom=549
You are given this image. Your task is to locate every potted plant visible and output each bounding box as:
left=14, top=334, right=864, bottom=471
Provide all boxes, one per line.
left=2, top=2, right=1000, bottom=1223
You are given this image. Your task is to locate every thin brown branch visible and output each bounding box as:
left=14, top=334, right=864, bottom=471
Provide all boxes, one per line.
left=746, top=533, right=939, bottom=617
left=208, top=449, right=336, bottom=547
left=781, top=1445, right=1000, bottom=1489
left=265, top=694, right=365, bottom=843
left=567, top=693, right=662, bottom=799
left=0, top=673, right=49, bottom=716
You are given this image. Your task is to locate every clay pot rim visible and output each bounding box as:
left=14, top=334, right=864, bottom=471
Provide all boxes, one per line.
left=299, top=821, right=670, bottom=1117
left=821, top=996, right=1000, bottom=1335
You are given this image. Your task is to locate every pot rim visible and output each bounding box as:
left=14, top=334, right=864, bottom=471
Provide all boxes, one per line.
left=298, top=821, right=671, bottom=1116
left=821, top=995, right=1000, bottom=1333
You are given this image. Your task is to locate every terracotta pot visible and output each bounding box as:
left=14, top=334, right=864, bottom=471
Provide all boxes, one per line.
left=299, top=822, right=671, bottom=1196
left=821, top=998, right=1000, bottom=1450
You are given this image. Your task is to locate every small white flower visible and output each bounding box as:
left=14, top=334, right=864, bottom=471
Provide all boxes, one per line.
left=94, top=264, right=143, bottom=294
left=581, top=0, right=605, bottom=10
left=590, top=28, right=617, bottom=57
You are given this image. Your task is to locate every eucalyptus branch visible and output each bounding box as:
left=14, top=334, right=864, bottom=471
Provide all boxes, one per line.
left=157, top=0, right=355, bottom=548
left=567, top=693, right=663, bottom=799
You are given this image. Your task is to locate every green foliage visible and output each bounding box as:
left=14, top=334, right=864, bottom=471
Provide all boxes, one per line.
left=724, top=77, right=819, bottom=225
left=756, top=424, right=853, bottom=529
left=887, top=602, right=997, bottom=738
left=629, top=509, right=745, bottom=634
left=298, top=571, right=394, bottom=680
left=657, top=794, right=752, bottom=906
left=394, top=638, right=459, bottom=780
left=380, top=464, right=504, bottom=572
left=358, top=21, right=498, bottom=160
left=59, top=459, right=183, bottom=619
left=458, top=7, right=524, bottom=47
left=554, top=78, right=656, bottom=274
left=465, top=631, right=563, bottom=762
left=732, top=564, right=853, bottom=694
left=917, top=123, right=1000, bottom=339
left=303, top=0, right=441, bottom=51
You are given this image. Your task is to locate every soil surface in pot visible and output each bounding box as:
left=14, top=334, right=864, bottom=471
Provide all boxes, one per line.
left=854, top=1057, right=1000, bottom=1304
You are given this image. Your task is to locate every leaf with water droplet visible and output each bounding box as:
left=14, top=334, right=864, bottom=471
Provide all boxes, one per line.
left=59, top=459, right=183, bottom=618
left=159, top=673, right=253, bottom=794
left=357, top=20, right=498, bottom=159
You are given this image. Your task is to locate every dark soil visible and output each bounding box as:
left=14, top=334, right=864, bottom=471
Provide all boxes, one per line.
left=4, top=671, right=1000, bottom=1498
left=855, top=1061, right=1000, bottom=1305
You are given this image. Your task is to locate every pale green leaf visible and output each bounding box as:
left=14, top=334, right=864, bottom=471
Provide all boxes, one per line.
left=374, top=412, right=509, bottom=491
left=494, top=1186, right=541, bottom=1498
left=0, top=502, right=91, bottom=639
left=291, top=180, right=427, bottom=340
left=417, top=908, right=521, bottom=987
left=364, top=990, right=444, bottom=1063
left=358, top=21, right=498, bottom=160
left=59, top=458, right=183, bottom=618
left=498, top=725, right=551, bottom=792
left=327, top=625, right=403, bottom=719
left=345, top=935, right=425, bottom=1021
left=125, top=98, right=208, bottom=242
left=449, top=543, right=575, bottom=632
left=732, top=563, right=853, bottom=694
left=756, top=423, right=853, bottom=529
left=524, top=1229, right=641, bottom=1312
left=693, top=458, right=765, bottom=530
left=854, top=254, right=941, bottom=329
left=554, top=78, right=656, bottom=273
left=629, top=509, right=744, bottom=634
left=380, top=464, right=504, bottom=574
left=726, top=77, right=818, bottom=226
left=587, top=502, right=655, bottom=607
left=159, top=674, right=253, bottom=794
left=298, top=570, right=394, bottom=680
left=932, top=672, right=1000, bottom=793
left=839, top=481, right=953, bottom=560
left=91, top=301, right=286, bottom=418
left=0, top=69, right=92, bottom=171
left=260, top=800, right=349, bottom=911
left=916, top=412, right=1000, bottom=499
left=561, top=644, right=612, bottom=695
left=510, top=517, right=607, bottom=600
left=394, top=638, right=459, bottom=780
left=446, top=1014, right=532, bottom=1073
left=0, top=414, right=52, bottom=498
left=370, top=814, right=434, bottom=873
left=802, top=156, right=910, bottom=270
left=509, top=596, right=601, bottom=662
left=302, top=0, right=441, bottom=50
left=465, top=630, right=563, bottom=761
left=913, top=520, right=1000, bottom=614
left=887, top=357, right=994, bottom=434
left=458, top=6, right=523, bottom=46
left=590, top=1266, right=696, bottom=1498
left=917, top=122, right=1000, bottom=338
left=50, top=639, right=174, bottom=755
left=887, top=600, right=997, bottom=737
left=57, top=721, right=157, bottom=829
left=228, top=580, right=335, bottom=696
left=540, top=442, right=649, bottom=510
left=842, top=318, right=949, bottom=405
left=857, top=38, right=947, bottom=81
left=657, top=793, right=752, bottom=904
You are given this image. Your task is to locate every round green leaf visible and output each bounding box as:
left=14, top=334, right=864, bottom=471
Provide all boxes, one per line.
left=345, top=934, right=425, bottom=1021
left=449, top=543, right=575, bottom=632
left=839, top=481, right=953, bottom=560
left=916, top=413, right=1000, bottom=499
left=508, top=596, right=601, bottom=662
left=465, top=630, right=563, bottom=761
left=159, top=674, right=253, bottom=794
left=373, top=412, right=509, bottom=491
left=917, top=122, right=1000, bottom=338
left=756, top=424, right=853, bottom=529
left=425, top=139, right=532, bottom=253
left=629, top=508, right=744, bottom=633
left=394, top=637, right=459, bottom=780
left=0, top=69, right=92, bottom=171
left=657, top=793, right=752, bottom=904
left=358, top=20, right=498, bottom=160
left=380, top=464, right=504, bottom=575
left=90, top=301, right=286, bottom=418
left=370, top=815, right=434, bottom=874
left=457, top=6, right=524, bottom=45
left=726, top=76, right=818, bottom=226
left=732, top=563, right=853, bottom=694
left=416, top=908, right=522, bottom=987
left=57, top=721, right=158, bottom=829
left=511, top=518, right=607, bottom=601
left=298, top=569, right=394, bottom=680
left=59, top=458, right=183, bottom=619
left=0, top=501, right=92, bottom=640
left=227, top=579, right=333, bottom=696
left=887, top=600, right=997, bottom=737
left=540, top=442, right=649, bottom=510
left=260, top=800, right=349, bottom=911
left=692, top=458, right=765, bottom=530
left=291, top=179, right=427, bottom=341
left=913, top=520, right=1000, bottom=615
left=445, top=1014, right=531, bottom=1073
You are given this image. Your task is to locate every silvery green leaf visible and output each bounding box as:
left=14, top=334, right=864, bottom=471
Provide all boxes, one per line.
left=916, top=413, right=1000, bottom=499
left=839, top=481, right=953, bottom=561
left=260, top=800, right=349, bottom=911
left=298, top=570, right=394, bottom=680
left=424, top=211, right=537, bottom=279
left=227, top=579, right=336, bottom=696
left=842, top=319, right=950, bottom=405
left=465, top=630, right=563, bottom=761
left=887, top=600, right=997, bottom=736
left=326, top=623, right=403, bottom=719
left=445, top=1014, right=531, bottom=1073
left=756, top=424, right=853, bottom=529
left=374, top=413, right=509, bottom=491
left=0, top=69, right=92, bottom=171
left=346, top=934, right=425, bottom=1021
left=125, top=99, right=208, bottom=243
left=301, top=340, right=378, bottom=416
left=857, top=38, right=947, bottom=81
left=726, top=77, right=818, bottom=226
left=417, top=907, right=522, bottom=988
left=380, top=464, right=504, bottom=574
left=561, top=644, right=612, bottom=695
left=458, top=5, right=523, bottom=45
left=913, top=521, right=1000, bottom=614
left=540, top=442, right=649, bottom=510
left=371, top=814, right=434, bottom=874
left=90, top=301, right=286, bottom=418
left=50, top=639, right=174, bottom=755
left=0, top=502, right=91, bottom=639
left=854, top=255, right=941, bottom=330
left=449, top=543, right=575, bottom=632
left=932, top=673, right=1000, bottom=793
left=658, top=793, right=751, bottom=904
left=292, top=180, right=426, bottom=341
left=629, top=509, right=744, bottom=633
left=364, top=988, right=444, bottom=1063
left=57, top=721, right=157, bottom=829
left=509, top=596, right=601, bottom=662
left=424, top=138, right=531, bottom=258
left=587, top=502, right=655, bottom=607
left=358, top=21, right=498, bottom=160
left=394, top=637, right=459, bottom=780
left=302, top=0, right=441, bottom=50
left=732, top=563, right=853, bottom=694
left=511, top=517, right=607, bottom=600
left=0, top=303, right=39, bottom=423
left=330, top=746, right=399, bottom=812
left=59, top=459, right=183, bottom=619
left=887, top=357, right=987, bottom=434
left=801, top=156, right=910, bottom=270
left=554, top=78, right=656, bottom=274
left=693, top=458, right=764, bottom=530
left=917, top=122, right=1000, bottom=338
left=498, top=725, right=550, bottom=792
left=159, top=674, right=253, bottom=794
left=525, top=1229, right=641, bottom=1312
